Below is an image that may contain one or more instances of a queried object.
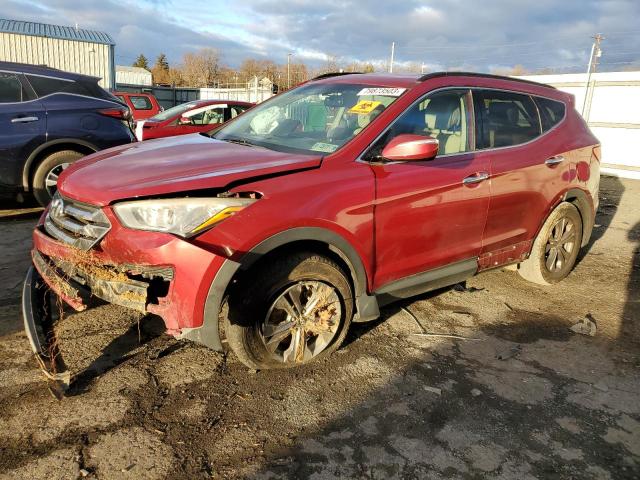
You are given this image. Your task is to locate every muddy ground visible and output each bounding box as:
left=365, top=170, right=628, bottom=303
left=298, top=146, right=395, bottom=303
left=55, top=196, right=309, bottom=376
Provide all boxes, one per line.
left=0, top=175, right=638, bottom=479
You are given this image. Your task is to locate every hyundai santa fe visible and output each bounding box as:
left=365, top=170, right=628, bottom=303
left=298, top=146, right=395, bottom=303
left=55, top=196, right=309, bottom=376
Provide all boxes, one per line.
left=22, top=71, right=600, bottom=393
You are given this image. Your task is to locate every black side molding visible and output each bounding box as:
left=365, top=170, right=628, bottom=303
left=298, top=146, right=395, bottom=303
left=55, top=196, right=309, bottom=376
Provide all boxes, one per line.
left=375, top=258, right=478, bottom=307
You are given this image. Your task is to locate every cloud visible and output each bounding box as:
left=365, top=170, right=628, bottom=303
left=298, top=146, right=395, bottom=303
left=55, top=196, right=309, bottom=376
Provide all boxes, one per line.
left=3, top=0, right=640, bottom=72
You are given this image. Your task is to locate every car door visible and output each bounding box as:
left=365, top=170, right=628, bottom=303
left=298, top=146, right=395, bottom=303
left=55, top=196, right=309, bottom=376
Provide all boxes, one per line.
left=367, top=89, right=491, bottom=291
left=0, top=72, right=45, bottom=190
left=472, top=89, right=570, bottom=268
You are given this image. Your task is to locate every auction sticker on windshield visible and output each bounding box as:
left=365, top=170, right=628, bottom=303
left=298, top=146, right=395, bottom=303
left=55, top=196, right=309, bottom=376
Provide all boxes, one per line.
left=349, top=100, right=382, bottom=115
left=357, top=87, right=406, bottom=97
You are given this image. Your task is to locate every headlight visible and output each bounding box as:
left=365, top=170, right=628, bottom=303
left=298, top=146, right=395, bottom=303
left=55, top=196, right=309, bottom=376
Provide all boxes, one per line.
left=113, top=197, right=255, bottom=237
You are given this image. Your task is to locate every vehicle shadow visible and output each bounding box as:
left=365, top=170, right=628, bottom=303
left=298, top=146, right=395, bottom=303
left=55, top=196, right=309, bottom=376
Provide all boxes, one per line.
left=622, top=220, right=640, bottom=347
left=578, top=175, right=624, bottom=262
left=66, top=314, right=168, bottom=396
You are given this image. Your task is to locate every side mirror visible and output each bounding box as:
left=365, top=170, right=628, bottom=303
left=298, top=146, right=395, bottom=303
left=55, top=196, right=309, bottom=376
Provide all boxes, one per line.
left=381, top=134, right=439, bottom=162
left=178, top=116, right=192, bottom=125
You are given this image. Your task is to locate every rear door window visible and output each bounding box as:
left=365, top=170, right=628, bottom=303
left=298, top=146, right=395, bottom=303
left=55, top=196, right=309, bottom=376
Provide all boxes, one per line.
left=474, top=91, right=541, bottom=149
left=0, top=73, right=26, bottom=103
left=130, top=96, right=153, bottom=110
left=535, top=97, right=565, bottom=132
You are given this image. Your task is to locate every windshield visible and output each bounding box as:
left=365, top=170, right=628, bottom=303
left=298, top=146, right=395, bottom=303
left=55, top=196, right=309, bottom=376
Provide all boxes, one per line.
left=211, top=83, right=406, bottom=154
left=150, top=102, right=199, bottom=122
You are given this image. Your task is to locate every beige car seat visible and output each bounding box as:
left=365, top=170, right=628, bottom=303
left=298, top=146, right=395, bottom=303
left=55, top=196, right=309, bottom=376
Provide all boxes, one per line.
left=423, top=96, right=465, bottom=154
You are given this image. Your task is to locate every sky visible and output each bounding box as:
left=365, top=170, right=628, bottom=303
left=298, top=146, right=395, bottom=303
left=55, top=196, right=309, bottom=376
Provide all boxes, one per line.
left=3, top=0, right=640, bottom=73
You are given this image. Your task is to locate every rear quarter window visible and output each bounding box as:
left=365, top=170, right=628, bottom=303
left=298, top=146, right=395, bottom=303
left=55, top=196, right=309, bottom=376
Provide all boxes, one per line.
left=130, top=96, right=153, bottom=110
left=26, top=75, right=116, bottom=102
left=535, top=97, right=566, bottom=132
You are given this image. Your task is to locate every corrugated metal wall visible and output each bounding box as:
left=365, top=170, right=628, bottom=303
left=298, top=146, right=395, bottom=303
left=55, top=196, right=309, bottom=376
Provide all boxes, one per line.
left=0, top=32, right=113, bottom=88
left=115, top=69, right=152, bottom=87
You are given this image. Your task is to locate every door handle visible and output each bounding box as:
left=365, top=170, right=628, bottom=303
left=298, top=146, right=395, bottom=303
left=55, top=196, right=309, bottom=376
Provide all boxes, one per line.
left=462, top=171, right=490, bottom=185
left=545, top=155, right=565, bottom=166
left=11, top=116, right=39, bottom=123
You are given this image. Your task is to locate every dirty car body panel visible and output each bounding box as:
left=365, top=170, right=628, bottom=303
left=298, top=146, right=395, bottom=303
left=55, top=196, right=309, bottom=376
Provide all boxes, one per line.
left=22, top=72, right=600, bottom=392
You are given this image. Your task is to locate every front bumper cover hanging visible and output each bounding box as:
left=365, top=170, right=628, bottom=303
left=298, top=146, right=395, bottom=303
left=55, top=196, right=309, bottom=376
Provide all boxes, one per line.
left=22, top=266, right=70, bottom=399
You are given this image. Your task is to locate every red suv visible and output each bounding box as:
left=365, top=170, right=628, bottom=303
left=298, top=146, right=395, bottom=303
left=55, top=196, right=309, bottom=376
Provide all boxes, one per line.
left=113, top=92, right=162, bottom=121
left=23, top=72, right=599, bottom=391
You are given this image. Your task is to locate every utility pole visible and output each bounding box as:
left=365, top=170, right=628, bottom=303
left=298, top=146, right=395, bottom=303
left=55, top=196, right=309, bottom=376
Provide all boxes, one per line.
left=421, top=62, right=426, bottom=74
left=287, top=53, right=293, bottom=89
left=582, top=33, right=603, bottom=120
left=389, top=42, right=395, bottom=73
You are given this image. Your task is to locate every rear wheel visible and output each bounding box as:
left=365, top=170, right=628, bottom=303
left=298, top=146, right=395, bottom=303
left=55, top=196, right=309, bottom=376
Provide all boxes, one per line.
left=32, top=150, right=85, bottom=206
left=223, top=252, right=353, bottom=370
left=518, top=202, right=583, bottom=285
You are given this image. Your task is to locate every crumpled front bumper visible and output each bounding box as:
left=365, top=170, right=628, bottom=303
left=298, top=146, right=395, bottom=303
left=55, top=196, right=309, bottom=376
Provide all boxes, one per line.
left=23, top=220, right=227, bottom=397
left=22, top=266, right=70, bottom=398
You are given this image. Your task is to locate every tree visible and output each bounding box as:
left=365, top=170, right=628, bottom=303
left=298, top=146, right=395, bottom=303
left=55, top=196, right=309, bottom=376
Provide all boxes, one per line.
left=155, top=54, right=170, bottom=71
left=151, top=53, right=171, bottom=85
left=491, top=64, right=530, bottom=76
left=132, top=54, right=149, bottom=70
left=181, top=48, right=220, bottom=87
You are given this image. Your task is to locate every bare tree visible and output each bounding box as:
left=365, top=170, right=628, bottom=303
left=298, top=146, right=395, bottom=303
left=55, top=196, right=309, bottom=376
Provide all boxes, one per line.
left=491, top=64, right=530, bottom=76
left=181, top=48, right=221, bottom=87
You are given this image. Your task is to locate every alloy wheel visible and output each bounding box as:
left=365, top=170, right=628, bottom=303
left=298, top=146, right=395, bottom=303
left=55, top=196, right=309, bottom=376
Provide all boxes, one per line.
left=260, top=281, right=342, bottom=364
left=544, top=217, right=576, bottom=272
left=44, top=163, right=70, bottom=198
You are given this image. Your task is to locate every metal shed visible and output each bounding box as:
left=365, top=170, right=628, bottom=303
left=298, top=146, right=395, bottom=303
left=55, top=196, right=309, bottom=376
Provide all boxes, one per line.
left=0, top=18, right=115, bottom=89
left=116, top=65, right=153, bottom=87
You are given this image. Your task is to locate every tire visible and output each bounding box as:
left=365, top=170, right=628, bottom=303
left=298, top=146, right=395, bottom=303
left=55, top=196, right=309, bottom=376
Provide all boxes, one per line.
left=32, top=150, right=85, bottom=206
left=224, top=252, right=354, bottom=370
left=518, top=202, right=583, bottom=285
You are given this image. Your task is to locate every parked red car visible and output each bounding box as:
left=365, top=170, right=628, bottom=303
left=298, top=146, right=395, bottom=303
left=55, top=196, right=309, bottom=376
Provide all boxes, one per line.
left=135, top=100, right=253, bottom=141
left=24, top=72, right=599, bottom=393
left=113, top=92, right=162, bottom=121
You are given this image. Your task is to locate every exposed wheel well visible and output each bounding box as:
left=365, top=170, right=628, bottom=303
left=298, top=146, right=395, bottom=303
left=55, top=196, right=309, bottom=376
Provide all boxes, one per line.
left=231, top=240, right=357, bottom=300
left=24, top=142, right=96, bottom=191
left=564, top=191, right=594, bottom=248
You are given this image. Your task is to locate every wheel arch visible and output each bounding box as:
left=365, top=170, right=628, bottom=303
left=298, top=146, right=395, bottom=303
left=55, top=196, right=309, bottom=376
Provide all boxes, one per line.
left=22, top=139, right=98, bottom=191
left=562, top=188, right=595, bottom=248
left=179, top=227, right=380, bottom=351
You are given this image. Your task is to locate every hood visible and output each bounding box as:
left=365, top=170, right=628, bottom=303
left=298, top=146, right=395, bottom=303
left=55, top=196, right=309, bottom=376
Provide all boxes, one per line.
left=58, top=134, right=322, bottom=206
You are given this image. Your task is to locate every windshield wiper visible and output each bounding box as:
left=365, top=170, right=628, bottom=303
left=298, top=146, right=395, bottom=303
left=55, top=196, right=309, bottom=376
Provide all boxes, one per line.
left=220, top=137, right=257, bottom=147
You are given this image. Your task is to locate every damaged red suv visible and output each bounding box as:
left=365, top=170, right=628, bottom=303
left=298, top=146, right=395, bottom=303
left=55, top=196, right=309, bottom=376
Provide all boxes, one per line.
left=23, top=72, right=600, bottom=390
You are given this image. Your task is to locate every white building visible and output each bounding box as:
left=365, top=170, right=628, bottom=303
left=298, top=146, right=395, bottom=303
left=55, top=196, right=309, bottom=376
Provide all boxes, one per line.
left=518, top=71, right=640, bottom=179
left=0, top=18, right=115, bottom=89
left=116, top=65, right=153, bottom=87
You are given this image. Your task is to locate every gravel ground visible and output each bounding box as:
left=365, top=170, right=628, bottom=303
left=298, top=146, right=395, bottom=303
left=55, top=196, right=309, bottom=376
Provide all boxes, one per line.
left=0, top=175, right=638, bottom=479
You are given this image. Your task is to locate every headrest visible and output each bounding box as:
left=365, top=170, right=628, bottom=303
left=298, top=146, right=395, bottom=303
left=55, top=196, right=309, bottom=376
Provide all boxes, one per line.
left=425, top=96, right=460, bottom=130
left=488, top=102, right=517, bottom=123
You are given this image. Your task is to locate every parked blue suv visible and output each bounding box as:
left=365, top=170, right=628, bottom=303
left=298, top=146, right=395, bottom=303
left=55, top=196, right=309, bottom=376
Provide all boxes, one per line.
left=0, top=61, right=136, bottom=206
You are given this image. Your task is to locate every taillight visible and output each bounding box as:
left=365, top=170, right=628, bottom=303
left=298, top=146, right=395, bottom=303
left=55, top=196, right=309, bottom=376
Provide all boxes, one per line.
left=98, top=107, right=131, bottom=120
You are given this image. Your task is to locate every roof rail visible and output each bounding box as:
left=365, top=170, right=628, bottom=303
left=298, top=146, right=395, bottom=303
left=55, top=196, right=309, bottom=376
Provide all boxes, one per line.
left=311, top=72, right=364, bottom=81
left=417, top=71, right=556, bottom=90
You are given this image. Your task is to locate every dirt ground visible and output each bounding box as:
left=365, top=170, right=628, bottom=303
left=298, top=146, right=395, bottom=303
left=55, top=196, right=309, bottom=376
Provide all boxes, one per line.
left=0, top=175, right=638, bottom=479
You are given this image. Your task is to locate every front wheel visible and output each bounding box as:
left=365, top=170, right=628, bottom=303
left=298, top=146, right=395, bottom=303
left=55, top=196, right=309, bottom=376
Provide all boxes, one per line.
left=518, top=202, right=583, bottom=285
left=223, top=252, right=354, bottom=370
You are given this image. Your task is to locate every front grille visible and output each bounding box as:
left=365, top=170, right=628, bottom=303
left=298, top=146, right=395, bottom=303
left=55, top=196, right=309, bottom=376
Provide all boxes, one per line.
left=44, top=193, right=111, bottom=250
